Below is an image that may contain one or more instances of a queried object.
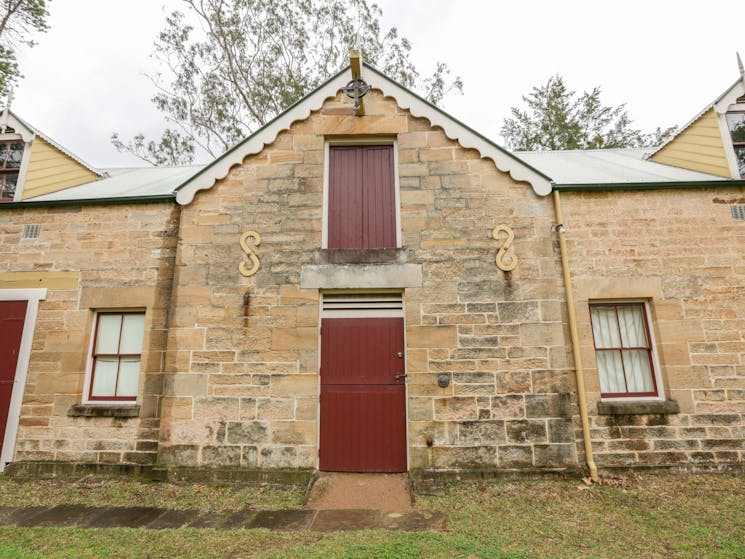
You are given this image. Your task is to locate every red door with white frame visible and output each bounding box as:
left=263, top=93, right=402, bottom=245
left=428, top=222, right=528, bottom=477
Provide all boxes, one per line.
left=0, top=301, right=27, bottom=455
left=319, top=316, right=407, bottom=472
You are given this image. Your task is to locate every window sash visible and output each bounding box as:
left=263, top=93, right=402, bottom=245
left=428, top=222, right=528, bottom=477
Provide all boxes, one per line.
left=0, top=171, right=18, bottom=200
left=726, top=112, right=745, bottom=178
left=0, top=141, right=24, bottom=170
left=88, top=311, right=144, bottom=401
left=590, top=303, right=658, bottom=398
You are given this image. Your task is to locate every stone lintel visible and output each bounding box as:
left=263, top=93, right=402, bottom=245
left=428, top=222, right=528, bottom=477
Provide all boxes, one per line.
left=68, top=404, right=141, bottom=418
left=0, top=271, right=78, bottom=290
left=299, top=263, right=422, bottom=289
left=596, top=399, right=680, bottom=416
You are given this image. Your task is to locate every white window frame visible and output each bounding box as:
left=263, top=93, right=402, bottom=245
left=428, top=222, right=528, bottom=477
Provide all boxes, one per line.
left=0, top=288, right=46, bottom=472
left=590, top=299, right=665, bottom=403
left=0, top=134, right=32, bottom=202
left=82, top=309, right=146, bottom=406
left=322, top=138, right=401, bottom=249
left=719, top=105, right=745, bottom=179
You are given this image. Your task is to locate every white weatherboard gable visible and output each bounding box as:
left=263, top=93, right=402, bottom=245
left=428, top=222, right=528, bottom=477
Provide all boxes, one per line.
left=175, top=65, right=552, bottom=205
left=0, top=109, right=101, bottom=176
left=650, top=77, right=745, bottom=160
left=713, top=80, right=745, bottom=114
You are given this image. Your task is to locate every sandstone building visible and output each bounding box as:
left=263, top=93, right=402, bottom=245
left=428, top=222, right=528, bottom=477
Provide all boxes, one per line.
left=1, top=61, right=744, bottom=480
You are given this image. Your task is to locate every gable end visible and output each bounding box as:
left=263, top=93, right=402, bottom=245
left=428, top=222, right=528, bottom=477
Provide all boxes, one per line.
left=175, top=65, right=552, bottom=205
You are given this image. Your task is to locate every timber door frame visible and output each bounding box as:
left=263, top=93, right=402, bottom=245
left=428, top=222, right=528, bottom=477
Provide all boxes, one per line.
left=321, top=138, right=402, bottom=249
left=0, top=288, right=46, bottom=472
left=316, top=291, right=409, bottom=471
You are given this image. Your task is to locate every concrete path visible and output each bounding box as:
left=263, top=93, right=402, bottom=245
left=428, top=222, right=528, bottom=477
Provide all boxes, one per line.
left=307, top=472, right=414, bottom=511
left=0, top=504, right=447, bottom=531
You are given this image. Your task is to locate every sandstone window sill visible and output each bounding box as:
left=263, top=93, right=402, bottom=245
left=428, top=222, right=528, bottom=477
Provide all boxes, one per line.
left=312, top=247, right=408, bottom=265
left=68, top=404, right=140, bottom=418
left=597, top=400, right=679, bottom=416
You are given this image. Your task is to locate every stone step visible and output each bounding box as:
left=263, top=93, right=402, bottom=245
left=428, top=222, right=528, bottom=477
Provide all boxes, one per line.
left=0, top=505, right=448, bottom=532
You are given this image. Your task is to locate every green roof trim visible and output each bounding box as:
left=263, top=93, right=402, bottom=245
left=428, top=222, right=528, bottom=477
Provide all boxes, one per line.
left=361, top=65, right=553, bottom=183
left=0, top=194, right=176, bottom=209
left=553, top=180, right=745, bottom=192
left=173, top=65, right=351, bottom=194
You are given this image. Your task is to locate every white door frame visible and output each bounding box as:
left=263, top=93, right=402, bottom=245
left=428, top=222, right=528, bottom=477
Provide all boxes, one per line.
left=316, top=291, right=409, bottom=471
left=0, top=288, right=46, bottom=472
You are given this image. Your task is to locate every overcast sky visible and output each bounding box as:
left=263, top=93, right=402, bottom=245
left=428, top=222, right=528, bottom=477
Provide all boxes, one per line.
left=10, top=0, right=745, bottom=168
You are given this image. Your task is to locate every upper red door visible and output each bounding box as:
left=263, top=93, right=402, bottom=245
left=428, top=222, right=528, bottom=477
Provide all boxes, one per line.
left=319, top=317, right=407, bottom=472
left=327, top=145, right=396, bottom=249
left=0, top=301, right=27, bottom=450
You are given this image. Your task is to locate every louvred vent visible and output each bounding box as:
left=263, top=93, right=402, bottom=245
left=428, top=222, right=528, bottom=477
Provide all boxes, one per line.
left=322, top=293, right=403, bottom=312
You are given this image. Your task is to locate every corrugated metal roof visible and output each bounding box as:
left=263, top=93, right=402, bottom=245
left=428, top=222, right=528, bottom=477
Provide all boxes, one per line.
left=518, top=148, right=728, bottom=185
left=26, top=165, right=204, bottom=201
left=24, top=148, right=731, bottom=203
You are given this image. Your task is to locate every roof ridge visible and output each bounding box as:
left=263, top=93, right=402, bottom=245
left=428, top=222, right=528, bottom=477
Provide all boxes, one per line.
left=517, top=147, right=646, bottom=155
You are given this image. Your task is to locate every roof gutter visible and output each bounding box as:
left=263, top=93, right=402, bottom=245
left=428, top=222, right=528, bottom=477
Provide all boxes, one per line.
left=0, top=194, right=176, bottom=209
left=553, top=179, right=745, bottom=192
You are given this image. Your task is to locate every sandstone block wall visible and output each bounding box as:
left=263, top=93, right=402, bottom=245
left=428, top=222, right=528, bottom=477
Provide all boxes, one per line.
left=0, top=203, right=178, bottom=465
left=158, top=90, right=578, bottom=472
left=398, top=126, right=575, bottom=471
left=10, top=93, right=742, bottom=476
left=561, top=188, right=745, bottom=469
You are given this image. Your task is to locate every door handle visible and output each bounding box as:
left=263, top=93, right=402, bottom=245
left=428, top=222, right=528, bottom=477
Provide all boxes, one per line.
left=395, top=373, right=408, bottom=380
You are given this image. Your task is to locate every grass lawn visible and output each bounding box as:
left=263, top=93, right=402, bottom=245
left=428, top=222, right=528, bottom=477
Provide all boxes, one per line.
left=0, top=472, right=743, bottom=558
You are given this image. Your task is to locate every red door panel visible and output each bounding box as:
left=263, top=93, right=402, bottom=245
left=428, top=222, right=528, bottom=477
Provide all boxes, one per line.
left=320, top=385, right=407, bottom=472
left=328, top=145, right=396, bottom=249
left=1, top=301, right=27, bottom=449
left=320, top=317, right=407, bottom=472
left=321, top=318, right=404, bottom=385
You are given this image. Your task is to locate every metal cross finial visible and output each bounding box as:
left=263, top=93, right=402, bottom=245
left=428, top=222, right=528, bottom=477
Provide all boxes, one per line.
left=345, top=49, right=370, bottom=115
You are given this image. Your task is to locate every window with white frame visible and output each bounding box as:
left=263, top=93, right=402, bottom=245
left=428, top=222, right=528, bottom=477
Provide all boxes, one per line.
left=726, top=112, right=745, bottom=178
left=86, top=311, right=145, bottom=402
left=589, top=302, right=659, bottom=398
left=0, top=140, right=24, bottom=201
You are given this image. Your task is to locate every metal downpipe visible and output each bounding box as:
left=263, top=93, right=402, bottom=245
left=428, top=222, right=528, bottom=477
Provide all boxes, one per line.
left=552, top=190, right=599, bottom=482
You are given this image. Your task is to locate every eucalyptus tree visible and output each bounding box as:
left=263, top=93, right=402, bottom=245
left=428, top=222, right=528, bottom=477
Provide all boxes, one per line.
left=0, top=0, right=50, bottom=99
left=112, top=0, right=462, bottom=165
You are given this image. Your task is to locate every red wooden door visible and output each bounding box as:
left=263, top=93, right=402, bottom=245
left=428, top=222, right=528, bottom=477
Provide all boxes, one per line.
left=327, top=145, right=396, bottom=249
left=319, top=317, right=407, bottom=472
left=0, top=301, right=27, bottom=450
